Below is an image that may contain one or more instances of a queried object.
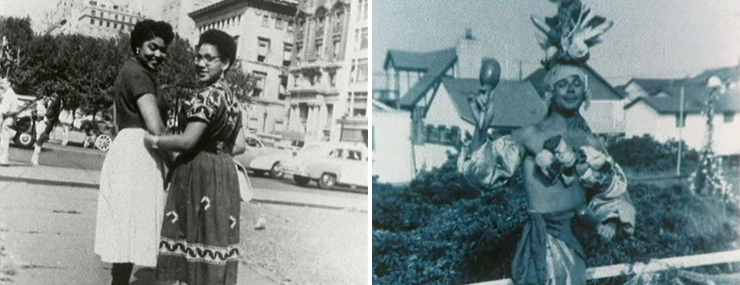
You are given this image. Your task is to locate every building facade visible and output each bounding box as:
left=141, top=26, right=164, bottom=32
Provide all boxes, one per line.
left=161, top=0, right=215, bottom=44
left=286, top=0, right=368, bottom=144
left=50, top=0, right=147, bottom=38
left=189, top=0, right=298, bottom=135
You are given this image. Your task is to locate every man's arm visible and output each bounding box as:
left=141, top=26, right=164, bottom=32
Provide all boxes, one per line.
left=457, top=134, right=525, bottom=189
left=578, top=136, right=636, bottom=239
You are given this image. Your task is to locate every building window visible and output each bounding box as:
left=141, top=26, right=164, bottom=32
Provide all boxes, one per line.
left=262, top=15, right=269, bottom=27
left=252, top=71, right=267, bottom=97
left=360, top=27, right=368, bottom=50
left=114, top=23, right=117, bottom=28
left=90, top=18, right=95, bottom=24
left=91, top=10, right=96, bottom=16
left=275, top=18, right=284, bottom=29
left=426, top=125, right=438, bottom=143
left=99, top=20, right=103, bottom=26
left=282, top=43, right=293, bottom=66
left=115, top=15, right=118, bottom=20
left=332, top=38, right=341, bottom=60
left=357, top=0, right=364, bottom=20
left=724, top=112, right=735, bottom=123
left=326, top=104, right=333, bottom=126
left=333, top=11, right=343, bottom=34
left=279, top=74, right=288, bottom=100
left=675, top=114, right=686, bottom=128
left=356, top=58, right=368, bottom=82
left=352, top=92, right=367, bottom=117
left=316, top=16, right=325, bottom=38
left=329, top=72, right=336, bottom=87
left=295, top=41, right=303, bottom=62
left=106, top=21, right=110, bottom=27
left=363, top=0, right=368, bottom=19
left=287, top=20, right=294, bottom=33
left=314, top=39, right=323, bottom=58
left=450, top=126, right=461, bottom=146
left=257, top=38, right=270, bottom=62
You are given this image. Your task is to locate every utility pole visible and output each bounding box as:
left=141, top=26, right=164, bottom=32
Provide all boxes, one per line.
left=677, top=85, right=684, bottom=175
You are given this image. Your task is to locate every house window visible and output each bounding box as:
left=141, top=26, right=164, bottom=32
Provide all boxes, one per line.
left=275, top=18, right=284, bottom=29
left=262, top=15, right=269, bottom=27
left=282, top=43, right=293, bottom=66
left=257, top=38, right=270, bottom=62
left=360, top=27, right=368, bottom=50
left=438, top=125, right=449, bottom=144
left=356, top=58, right=368, bottom=82
left=724, top=112, right=735, bottom=123
left=450, top=126, right=461, bottom=146
left=252, top=71, right=267, bottom=98
left=675, top=114, right=686, bottom=128
left=426, top=125, right=438, bottom=144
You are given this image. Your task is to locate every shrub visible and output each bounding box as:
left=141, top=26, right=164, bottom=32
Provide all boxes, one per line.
left=373, top=150, right=740, bottom=285
left=606, top=135, right=699, bottom=172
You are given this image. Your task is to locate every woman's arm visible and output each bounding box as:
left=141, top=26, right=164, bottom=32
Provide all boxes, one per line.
left=231, top=127, right=246, bottom=156
left=137, top=94, right=165, bottom=136
left=145, top=121, right=207, bottom=153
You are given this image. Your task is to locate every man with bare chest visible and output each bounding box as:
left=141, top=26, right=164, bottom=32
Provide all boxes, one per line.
left=458, top=65, right=635, bottom=285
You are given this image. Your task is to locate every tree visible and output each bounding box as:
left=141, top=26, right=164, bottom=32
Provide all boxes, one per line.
left=0, top=17, right=34, bottom=91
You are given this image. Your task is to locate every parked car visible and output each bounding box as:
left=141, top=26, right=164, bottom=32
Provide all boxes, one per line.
left=280, top=142, right=368, bottom=189
left=8, top=96, right=44, bottom=149
left=233, top=135, right=293, bottom=178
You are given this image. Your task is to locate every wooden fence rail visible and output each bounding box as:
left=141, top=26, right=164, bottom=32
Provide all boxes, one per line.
left=468, top=249, right=740, bottom=285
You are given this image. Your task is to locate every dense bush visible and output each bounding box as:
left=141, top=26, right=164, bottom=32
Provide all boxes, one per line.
left=373, top=149, right=740, bottom=285
left=606, top=135, right=699, bottom=172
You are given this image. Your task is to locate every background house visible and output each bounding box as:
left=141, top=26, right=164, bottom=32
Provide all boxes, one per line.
left=372, top=99, right=414, bottom=183
left=624, top=86, right=740, bottom=156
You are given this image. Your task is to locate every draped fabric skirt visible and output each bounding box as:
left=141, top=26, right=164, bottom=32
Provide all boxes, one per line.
left=156, top=150, right=241, bottom=285
left=94, top=128, right=165, bottom=267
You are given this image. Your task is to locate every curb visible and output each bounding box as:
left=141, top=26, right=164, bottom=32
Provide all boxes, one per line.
left=0, top=175, right=366, bottom=212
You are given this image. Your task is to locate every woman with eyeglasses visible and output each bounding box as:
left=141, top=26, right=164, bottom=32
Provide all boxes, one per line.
left=94, top=20, right=174, bottom=285
left=145, top=29, right=246, bottom=285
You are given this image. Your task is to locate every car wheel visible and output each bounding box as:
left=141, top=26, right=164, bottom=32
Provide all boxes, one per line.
left=95, top=134, right=112, bottom=152
left=318, top=173, right=337, bottom=189
left=14, top=132, right=35, bottom=149
left=270, top=162, right=284, bottom=179
left=294, top=175, right=310, bottom=186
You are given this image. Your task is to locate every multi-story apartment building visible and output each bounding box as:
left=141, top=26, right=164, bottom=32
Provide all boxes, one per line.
left=189, top=0, right=298, bottom=135
left=50, top=0, right=147, bottom=38
left=286, top=0, right=368, bottom=144
left=161, top=0, right=215, bottom=44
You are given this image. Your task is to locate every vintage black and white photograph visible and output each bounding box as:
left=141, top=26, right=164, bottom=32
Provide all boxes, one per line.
left=0, top=0, right=369, bottom=284
left=372, top=1, right=740, bottom=285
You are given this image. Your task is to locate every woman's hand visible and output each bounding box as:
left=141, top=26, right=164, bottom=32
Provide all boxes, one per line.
left=143, top=133, right=156, bottom=148
left=598, top=221, right=618, bottom=241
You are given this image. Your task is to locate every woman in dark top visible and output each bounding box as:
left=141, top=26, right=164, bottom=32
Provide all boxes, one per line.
left=145, top=29, right=245, bottom=285
left=94, top=20, right=174, bottom=285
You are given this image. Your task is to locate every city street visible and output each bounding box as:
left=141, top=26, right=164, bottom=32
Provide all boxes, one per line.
left=0, top=143, right=369, bottom=285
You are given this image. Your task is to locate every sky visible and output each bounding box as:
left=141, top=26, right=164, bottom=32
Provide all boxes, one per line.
left=372, top=0, right=740, bottom=86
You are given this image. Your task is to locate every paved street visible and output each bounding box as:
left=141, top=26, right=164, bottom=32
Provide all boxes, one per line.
left=0, top=144, right=368, bottom=285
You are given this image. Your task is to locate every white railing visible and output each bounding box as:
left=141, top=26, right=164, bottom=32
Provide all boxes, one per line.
left=468, top=249, right=740, bottom=285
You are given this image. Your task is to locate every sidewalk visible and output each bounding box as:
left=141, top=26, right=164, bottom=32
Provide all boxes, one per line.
left=0, top=162, right=368, bottom=212
left=0, top=163, right=366, bottom=285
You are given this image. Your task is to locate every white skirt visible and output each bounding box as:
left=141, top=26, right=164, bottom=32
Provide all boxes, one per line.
left=94, top=128, right=165, bottom=266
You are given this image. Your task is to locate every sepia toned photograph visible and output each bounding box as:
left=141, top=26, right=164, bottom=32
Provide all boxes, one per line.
left=0, top=0, right=368, bottom=284
left=372, top=1, right=740, bottom=285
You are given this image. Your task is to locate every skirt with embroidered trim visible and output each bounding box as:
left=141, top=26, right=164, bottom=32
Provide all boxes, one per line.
left=94, top=128, right=166, bottom=267
left=156, top=150, right=240, bottom=285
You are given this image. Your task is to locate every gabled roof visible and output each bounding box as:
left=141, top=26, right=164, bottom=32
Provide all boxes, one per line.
left=442, top=78, right=547, bottom=128
left=525, top=65, right=624, bottom=100
left=690, top=66, right=739, bottom=85
left=624, top=87, right=740, bottom=114
left=383, top=48, right=457, bottom=72
left=396, top=52, right=458, bottom=108
left=624, top=78, right=687, bottom=95
left=372, top=99, right=396, bottom=112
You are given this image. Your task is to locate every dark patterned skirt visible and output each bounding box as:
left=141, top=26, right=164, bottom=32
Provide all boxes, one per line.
left=156, top=150, right=241, bottom=285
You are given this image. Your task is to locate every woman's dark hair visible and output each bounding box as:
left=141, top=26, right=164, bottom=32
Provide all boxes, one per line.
left=130, top=20, right=174, bottom=54
left=197, top=30, right=237, bottom=71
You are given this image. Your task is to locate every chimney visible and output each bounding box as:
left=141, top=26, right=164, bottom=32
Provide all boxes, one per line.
left=456, top=28, right=482, bottom=79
